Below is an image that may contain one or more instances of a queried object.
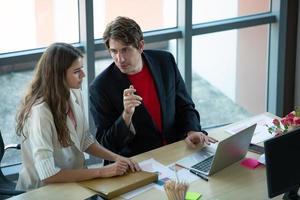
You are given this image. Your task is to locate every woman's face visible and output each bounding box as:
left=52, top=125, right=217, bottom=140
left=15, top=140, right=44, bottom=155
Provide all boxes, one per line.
left=66, top=57, right=85, bottom=89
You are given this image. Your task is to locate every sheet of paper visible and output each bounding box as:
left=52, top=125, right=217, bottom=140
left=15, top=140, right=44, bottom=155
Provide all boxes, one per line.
left=168, top=163, right=200, bottom=184
left=120, top=183, right=156, bottom=199
left=139, top=158, right=175, bottom=180
left=139, top=158, right=176, bottom=191
left=121, top=158, right=177, bottom=198
left=225, top=114, right=275, bottom=144
left=122, top=158, right=176, bottom=196
left=258, top=153, right=265, bottom=165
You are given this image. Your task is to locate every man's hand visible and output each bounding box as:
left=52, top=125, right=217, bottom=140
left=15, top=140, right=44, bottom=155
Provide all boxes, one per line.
left=185, top=131, right=218, bottom=148
left=122, top=85, right=142, bottom=126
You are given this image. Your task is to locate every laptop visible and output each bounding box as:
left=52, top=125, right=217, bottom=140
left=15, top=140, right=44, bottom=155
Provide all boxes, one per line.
left=177, top=123, right=256, bottom=176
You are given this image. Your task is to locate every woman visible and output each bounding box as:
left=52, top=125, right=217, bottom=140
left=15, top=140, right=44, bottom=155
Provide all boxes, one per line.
left=15, top=42, right=140, bottom=191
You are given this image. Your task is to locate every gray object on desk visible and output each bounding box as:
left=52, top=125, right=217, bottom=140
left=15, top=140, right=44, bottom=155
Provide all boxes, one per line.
left=177, top=123, right=256, bottom=176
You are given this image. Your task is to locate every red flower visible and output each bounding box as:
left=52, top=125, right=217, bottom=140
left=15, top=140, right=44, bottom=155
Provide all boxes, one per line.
left=287, top=112, right=295, bottom=118
left=266, top=107, right=300, bottom=135
left=281, top=118, right=288, bottom=126
left=273, top=118, right=280, bottom=126
left=293, top=117, right=300, bottom=126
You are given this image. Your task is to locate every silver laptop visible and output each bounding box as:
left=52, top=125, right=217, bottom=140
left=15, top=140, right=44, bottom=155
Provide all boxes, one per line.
left=177, top=123, right=256, bottom=176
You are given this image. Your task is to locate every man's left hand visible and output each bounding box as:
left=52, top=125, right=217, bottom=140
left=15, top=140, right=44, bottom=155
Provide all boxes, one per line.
left=184, top=131, right=218, bottom=148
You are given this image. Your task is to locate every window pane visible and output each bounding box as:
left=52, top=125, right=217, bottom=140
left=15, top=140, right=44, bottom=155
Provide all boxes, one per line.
left=0, top=69, right=33, bottom=166
left=192, top=25, right=269, bottom=127
left=93, top=0, right=177, bottom=39
left=0, top=0, right=79, bottom=54
left=193, top=0, right=270, bottom=24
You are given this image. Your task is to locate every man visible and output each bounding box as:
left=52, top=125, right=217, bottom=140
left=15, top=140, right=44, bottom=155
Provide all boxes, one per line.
left=89, top=16, right=217, bottom=159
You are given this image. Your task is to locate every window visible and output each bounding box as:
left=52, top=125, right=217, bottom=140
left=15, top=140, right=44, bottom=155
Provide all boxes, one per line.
left=0, top=69, right=33, bottom=166
left=93, top=0, right=177, bottom=39
left=192, top=25, right=269, bottom=127
left=0, top=0, right=79, bottom=167
left=192, top=0, right=270, bottom=24
left=0, top=0, right=79, bottom=54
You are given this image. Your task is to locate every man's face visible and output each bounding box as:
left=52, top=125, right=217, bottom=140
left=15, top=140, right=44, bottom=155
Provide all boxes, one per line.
left=108, top=39, right=144, bottom=75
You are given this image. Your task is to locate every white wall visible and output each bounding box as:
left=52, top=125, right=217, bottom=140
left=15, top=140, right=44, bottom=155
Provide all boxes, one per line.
left=192, top=0, right=237, bottom=101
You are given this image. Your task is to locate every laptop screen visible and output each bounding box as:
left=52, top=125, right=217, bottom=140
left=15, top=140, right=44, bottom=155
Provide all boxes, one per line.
left=176, top=124, right=256, bottom=175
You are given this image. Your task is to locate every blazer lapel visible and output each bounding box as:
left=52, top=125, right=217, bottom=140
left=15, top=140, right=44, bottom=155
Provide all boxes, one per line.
left=111, top=65, right=132, bottom=111
left=113, top=65, right=132, bottom=91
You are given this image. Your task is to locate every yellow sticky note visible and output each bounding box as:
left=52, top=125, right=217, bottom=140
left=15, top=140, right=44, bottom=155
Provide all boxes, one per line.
left=185, top=191, right=202, bottom=200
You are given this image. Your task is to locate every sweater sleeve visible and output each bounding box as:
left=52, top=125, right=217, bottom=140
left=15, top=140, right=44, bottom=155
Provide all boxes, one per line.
left=29, top=105, right=60, bottom=180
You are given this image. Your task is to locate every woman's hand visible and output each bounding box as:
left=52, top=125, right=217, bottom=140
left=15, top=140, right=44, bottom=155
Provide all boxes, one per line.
left=115, top=155, right=141, bottom=172
left=98, top=156, right=141, bottom=177
left=99, top=160, right=129, bottom=177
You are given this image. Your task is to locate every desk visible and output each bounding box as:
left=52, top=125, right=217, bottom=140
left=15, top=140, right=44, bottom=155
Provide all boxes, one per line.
left=9, top=114, right=282, bottom=200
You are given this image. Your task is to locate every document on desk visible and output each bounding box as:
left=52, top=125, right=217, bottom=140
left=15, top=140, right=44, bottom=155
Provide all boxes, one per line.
left=141, top=158, right=201, bottom=186
left=121, top=158, right=203, bottom=199
left=168, top=163, right=201, bottom=183
left=122, top=158, right=198, bottom=199
left=121, top=158, right=175, bottom=199
left=139, top=158, right=176, bottom=190
left=120, top=183, right=156, bottom=199
left=258, top=153, right=266, bottom=165
left=225, top=114, right=274, bottom=144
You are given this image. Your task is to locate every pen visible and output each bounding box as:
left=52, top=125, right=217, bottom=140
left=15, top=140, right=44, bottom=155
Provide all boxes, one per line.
left=175, top=163, right=209, bottom=182
left=189, top=169, right=209, bottom=181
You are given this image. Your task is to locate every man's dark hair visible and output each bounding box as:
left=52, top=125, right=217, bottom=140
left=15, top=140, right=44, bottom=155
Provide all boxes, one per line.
left=103, top=16, right=143, bottom=49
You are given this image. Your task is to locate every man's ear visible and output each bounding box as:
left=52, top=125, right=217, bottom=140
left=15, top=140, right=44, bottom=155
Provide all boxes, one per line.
left=139, top=40, right=145, bottom=53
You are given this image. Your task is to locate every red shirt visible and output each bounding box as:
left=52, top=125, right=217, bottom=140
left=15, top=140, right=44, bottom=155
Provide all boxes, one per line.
left=127, top=64, right=162, bottom=133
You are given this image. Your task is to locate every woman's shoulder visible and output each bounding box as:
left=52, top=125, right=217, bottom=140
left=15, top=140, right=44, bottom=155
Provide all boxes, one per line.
left=31, top=101, right=52, bottom=118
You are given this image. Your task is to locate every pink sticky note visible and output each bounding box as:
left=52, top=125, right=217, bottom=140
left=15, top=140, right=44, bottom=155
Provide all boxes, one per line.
left=240, top=158, right=261, bottom=169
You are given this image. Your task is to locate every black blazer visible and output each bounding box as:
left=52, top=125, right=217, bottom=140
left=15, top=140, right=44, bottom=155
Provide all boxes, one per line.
left=89, top=50, right=204, bottom=157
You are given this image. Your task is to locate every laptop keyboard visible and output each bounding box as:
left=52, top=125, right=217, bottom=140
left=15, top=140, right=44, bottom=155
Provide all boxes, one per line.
left=191, top=156, right=214, bottom=173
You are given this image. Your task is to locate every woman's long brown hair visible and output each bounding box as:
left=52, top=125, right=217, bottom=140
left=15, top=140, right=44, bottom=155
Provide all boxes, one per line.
left=16, top=43, right=83, bottom=147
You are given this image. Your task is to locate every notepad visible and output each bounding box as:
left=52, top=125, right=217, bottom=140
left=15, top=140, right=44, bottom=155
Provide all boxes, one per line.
left=186, top=191, right=202, bottom=200
left=240, top=158, right=261, bottom=169
left=79, top=171, right=158, bottom=199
